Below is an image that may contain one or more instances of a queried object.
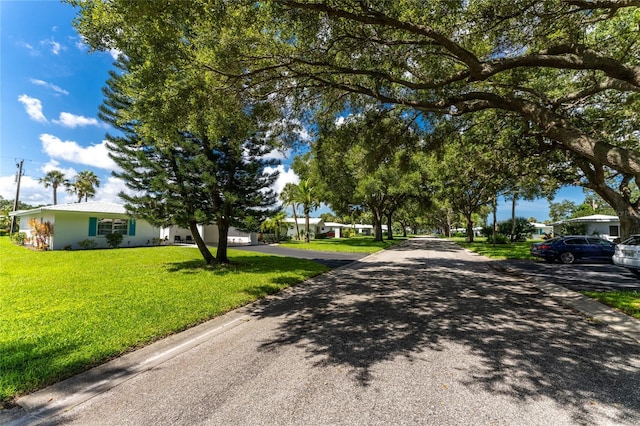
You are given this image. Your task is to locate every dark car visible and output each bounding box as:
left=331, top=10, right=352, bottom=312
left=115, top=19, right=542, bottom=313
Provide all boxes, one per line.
left=530, top=236, right=616, bottom=264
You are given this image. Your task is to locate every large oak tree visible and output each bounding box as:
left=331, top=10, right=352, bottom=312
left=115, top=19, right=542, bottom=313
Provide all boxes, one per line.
left=69, top=0, right=640, bottom=236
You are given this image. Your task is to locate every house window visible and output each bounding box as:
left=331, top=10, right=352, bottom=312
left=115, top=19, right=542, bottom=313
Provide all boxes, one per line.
left=97, top=218, right=129, bottom=236
left=609, top=225, right=619, bottom=237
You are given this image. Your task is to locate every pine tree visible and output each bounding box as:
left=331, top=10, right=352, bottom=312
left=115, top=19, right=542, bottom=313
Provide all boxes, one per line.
left=100, top=58, right=279, bottom=264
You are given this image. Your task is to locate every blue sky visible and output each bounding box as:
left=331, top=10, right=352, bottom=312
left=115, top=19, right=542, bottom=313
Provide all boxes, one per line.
left=0, top=1, right=585, bottom=222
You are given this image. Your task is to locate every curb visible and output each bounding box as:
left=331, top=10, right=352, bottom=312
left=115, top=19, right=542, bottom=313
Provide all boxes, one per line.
left=4, top=309, right=252, bottom=426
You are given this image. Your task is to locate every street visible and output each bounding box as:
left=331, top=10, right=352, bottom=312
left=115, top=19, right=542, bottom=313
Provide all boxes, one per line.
left=9, top=237, right=640, bottom=425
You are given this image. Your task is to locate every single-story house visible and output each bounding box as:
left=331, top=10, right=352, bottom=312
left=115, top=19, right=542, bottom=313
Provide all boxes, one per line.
left=284, top=217, right=325, bottom=239
left=319, top=222, right=349, bottom=238
left=9, top=201, right=160, bottom=250
left=160, top=224, right=257, bottom=245
left=550, top=214, right=620, bottom=241
left=353, top=224, right=389, bottom=236
left=531, top=222, right=553, bottom=239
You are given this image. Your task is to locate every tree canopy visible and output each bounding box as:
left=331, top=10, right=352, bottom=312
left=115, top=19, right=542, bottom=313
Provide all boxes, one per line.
left=101, top=57, right=280, bottom=264
left=68, top=0, right=640, bottom=237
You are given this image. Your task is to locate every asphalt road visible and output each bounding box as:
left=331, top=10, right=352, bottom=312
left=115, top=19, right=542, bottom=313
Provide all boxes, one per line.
left=6, top=237, right=640, bottom=425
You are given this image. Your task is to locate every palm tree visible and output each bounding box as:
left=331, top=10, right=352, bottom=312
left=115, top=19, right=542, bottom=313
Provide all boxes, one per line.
left=280, top=182, right=301, bottom=240
left=38, top=170, right=69, bottom=205
left=68, top=170, right=101, bottom=203
left=296, top=179, right=320, bottom=243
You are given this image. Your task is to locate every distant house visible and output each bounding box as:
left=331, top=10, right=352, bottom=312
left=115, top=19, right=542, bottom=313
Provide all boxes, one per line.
left=550, top=214, right=620, bottom=241
left=9, top=202, right=160, bottom=250
left=160, top=224, right=257, bottom=246
left=284, top=217, right=325, bottom=239
left=319, top=222, right=349, bottom=238
left=531, top=222, right=553, bottom=239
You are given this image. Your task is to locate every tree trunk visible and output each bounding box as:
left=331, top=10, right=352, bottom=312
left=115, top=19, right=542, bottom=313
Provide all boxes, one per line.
left=216, top=217, right=230, bottom=264
left=188, top=221, right=216, bottom=265
left=386, top=214, right=394, bottom=240
left=511, top=193, right=517, bottom=242
left=401, top=220, right=408, bottom=237
left=465, top=213, right=474, bottom=243
left=372, top=208, right=384, bottom=242
left=577, top=160, right=640, bottom=240
left=492, top=196, right=497, bottom=244
left=304, top=208, right=310, bottom=243
left=292, top=204, right=301, bottom=240
left=53, top=185, right=58, bottom=205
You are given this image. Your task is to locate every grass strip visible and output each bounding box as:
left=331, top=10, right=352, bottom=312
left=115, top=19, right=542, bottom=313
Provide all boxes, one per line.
left=581, top=291, right=640, bottom=320
left=450, top=237, right=537, bottom=260
left=278, top=236, right=406, bottom=253
left=0, top=237, right=327, bottom=405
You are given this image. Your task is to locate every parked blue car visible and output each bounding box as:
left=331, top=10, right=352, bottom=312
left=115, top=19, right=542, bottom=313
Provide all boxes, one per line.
left=530, top=236, right=616, bottom=264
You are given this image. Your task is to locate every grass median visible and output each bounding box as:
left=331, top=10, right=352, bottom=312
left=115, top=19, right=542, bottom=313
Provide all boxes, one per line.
left=278, top=236, right=406, bottom=253
left=0, top=237, right=328, bottom=406
left=449, top=236, right=537, bottom=260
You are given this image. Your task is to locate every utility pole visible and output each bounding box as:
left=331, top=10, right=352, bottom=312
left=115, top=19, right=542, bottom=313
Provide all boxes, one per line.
left=10, top=160, right=24, bottom=234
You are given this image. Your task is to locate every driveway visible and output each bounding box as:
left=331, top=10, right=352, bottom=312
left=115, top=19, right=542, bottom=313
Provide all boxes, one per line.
left=6, top=237, right=640, bottom=425
left=492, top=258, right=640, bottom=292
left=233, top=243, right=367, bottom=269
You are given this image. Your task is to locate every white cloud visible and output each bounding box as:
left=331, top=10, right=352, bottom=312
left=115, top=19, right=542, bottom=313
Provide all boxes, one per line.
left=52, top=112, right=105, bottom=128
left=30, top=79, right=69, bottom=95
left=93, top=176, right=131, bottom=204
left=18, top=94, right=47, bottom=123
left=0, top=174, right=49, bottom=206
left=266, top=165, right=299, bottom=198
left=41, top=38, right=65, bottom=55
left=263, top=148, right=292, bottom=161
left=41, top=160, right=78, bottom=179
left=108, top=48, right=122, bottom=60
left=40, top=134, right=119, bottom=170
left=18, top=41, right=39, bottom=56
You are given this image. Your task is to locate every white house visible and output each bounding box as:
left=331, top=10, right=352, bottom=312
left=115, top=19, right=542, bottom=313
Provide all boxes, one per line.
left=283, top=217, right=325, bottom=239
left=531, top=222, right=553, bottom=239
left=160, top=224, right=258, bottom=245
left=319, top=222, right=350, bottom=238
left=550, top=214, right=620, bottom=241
left=9, top=202, right=160, bottom=250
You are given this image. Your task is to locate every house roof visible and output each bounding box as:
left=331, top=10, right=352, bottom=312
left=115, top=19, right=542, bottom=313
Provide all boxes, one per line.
left=284, top=217, right=323, bottom=225
left=550, top=214, right=619, bottom=226
left=532, top=222, right=553, bottom=229
left=10, top=201, right=127, bottom=217
left=324, top=222, right=348, bottom=228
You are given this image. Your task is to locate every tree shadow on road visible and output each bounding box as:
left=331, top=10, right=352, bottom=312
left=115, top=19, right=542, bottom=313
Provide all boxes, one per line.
left=253, top=238, right=640, bottom=425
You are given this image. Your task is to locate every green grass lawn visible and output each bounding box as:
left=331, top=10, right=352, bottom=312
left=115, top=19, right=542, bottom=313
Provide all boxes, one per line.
left=0, top=237, right=328, bottom=406
left=278, top=236, right=406, bottom=253
left=450, top=237, right=537, bottom=260
left=581, top=291, right=640, bottom=320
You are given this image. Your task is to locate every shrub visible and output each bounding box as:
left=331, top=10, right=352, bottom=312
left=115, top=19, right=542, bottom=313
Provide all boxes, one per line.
left=342, top=227, right=355, bottom=238
left=481, top=225, right=495, bottom=238
left=12, top=232, right=27, bottom=245
left=315, top=232, right=328, bottom=239
left=105, top=233, right=124, bottom=248
left=28, top=218, right=54, bottom=250
left=497, top=217, right=535, bottom=242
left=562, top=222, right=588, bottom=236
left=486, top=233, right=509, bottom=244
left=78, top=239, right=98, bottom=250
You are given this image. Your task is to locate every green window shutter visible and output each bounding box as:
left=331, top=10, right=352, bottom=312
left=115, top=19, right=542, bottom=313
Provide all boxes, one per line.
left=88, top=217, right=97, bottom=236
left=128, top=219, right=136, bottom=236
